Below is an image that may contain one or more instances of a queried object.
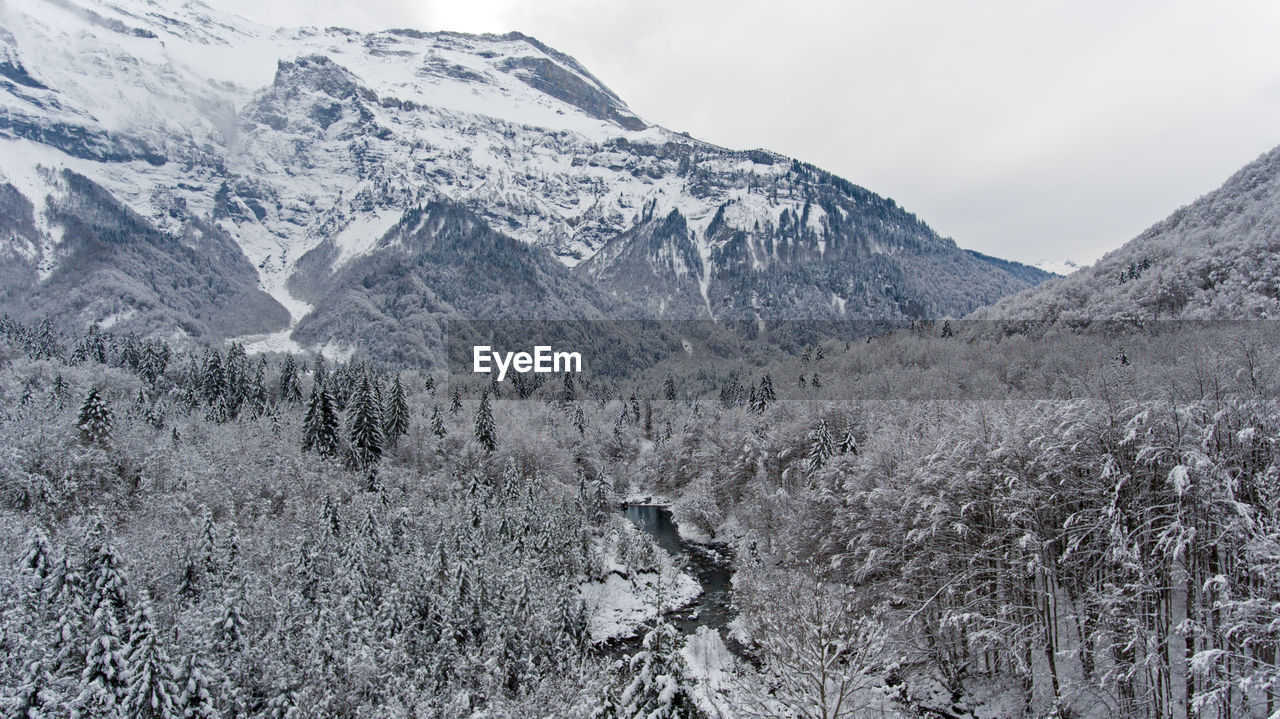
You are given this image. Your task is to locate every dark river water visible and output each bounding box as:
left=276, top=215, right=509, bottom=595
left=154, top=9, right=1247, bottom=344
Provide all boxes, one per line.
left=622, top=505, right=739, bottom=639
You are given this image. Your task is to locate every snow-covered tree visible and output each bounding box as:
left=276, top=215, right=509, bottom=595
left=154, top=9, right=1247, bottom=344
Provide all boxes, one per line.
left=347, top=374, right=383, bottom=469
left=78, top=389, right=112, bottom=446
left=474, top=392, right=497, bottom=453
left=614, top=621, right=702, bottom=719
left=382, top=374, right=409, bottom=449
left=302, top=384, right=339, bottom=458
left=124, top=592, right=179, bottom=719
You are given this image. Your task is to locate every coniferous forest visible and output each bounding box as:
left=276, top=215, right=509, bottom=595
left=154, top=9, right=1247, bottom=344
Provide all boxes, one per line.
left=3, top=2, right=1280, bottom=717
left=1, top=316, right=1277, bottom=718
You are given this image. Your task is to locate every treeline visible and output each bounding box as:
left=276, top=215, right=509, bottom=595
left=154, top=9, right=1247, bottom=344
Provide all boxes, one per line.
left=633, top=322, right=1280, bottom=718
left=0, top=317, right=708, bottom=718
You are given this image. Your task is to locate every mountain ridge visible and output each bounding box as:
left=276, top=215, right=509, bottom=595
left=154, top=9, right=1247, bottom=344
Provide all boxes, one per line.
left=0, top=0, right=1051, bottom=362
left=972, top=144, right=1280, bottom=321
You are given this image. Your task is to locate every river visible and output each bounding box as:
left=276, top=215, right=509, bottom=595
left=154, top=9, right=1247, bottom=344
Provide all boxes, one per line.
left=622, top=504, right=740, bottom=642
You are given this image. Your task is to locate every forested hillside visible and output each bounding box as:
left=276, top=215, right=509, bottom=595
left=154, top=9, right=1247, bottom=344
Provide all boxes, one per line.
left=1, top=316, right=1278, bottom=718
left=974, top=144, right=1280, bottom=320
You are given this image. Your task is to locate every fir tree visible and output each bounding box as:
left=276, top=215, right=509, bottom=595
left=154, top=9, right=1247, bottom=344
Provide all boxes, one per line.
left=88, top=538, right=130, bottom=630
left=125, top=591, right=179, bottom=719
left=75, top=596, right=130, bottom=718
left=78, top=389, right=113, bottom=446
left=9, top=653, right=61, bottom=719
left=806, top=418, right=836, bottom=473
left=50, top=374, right=70, bottom=408
left=449, top=386, right=463, bottom=415
left=615, top=621, right=702, bottom=719
left=247, top=359, right=269, bottom=418
left=383, top=374, right=409, bottom=449
left=839, top=425, right=858, bottom=455
left=278, top=355, right=302, bottom=404
left=347, top=374, right=384, bottom=469
left=211, top=586, right=246, bottom=655
left=663, top=373, right=677, bottom=401
left=223, top=343, right=249, bottom=416
left=302, top=384, right=340, bottom=458
left=429, top=406, right=447, bottom=439
left=201, top=350, right=226, bottom=408
left=759, top=373, right=776, bottom=406
left=132, top=386, right=149, bottom=416
left=175, top=654, right=219, bottom=719
left=22, top=526, right=55, bottom=592
left=474, top=392, right=497, bottom=453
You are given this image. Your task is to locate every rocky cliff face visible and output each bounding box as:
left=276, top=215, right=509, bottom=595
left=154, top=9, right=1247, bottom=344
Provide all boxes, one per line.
left=0, top=0, right=1049, bottom=361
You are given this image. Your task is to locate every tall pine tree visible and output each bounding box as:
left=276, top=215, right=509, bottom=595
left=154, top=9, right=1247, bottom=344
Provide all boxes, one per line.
left=474, top=392, right=497, bottom=453
left=383, top=374, right=409, bottom=449
left=78, top=389, right=113, bottom=446
left=302, top=384, right=340, bottom=458
left=347, top=374, right=384, bottom=469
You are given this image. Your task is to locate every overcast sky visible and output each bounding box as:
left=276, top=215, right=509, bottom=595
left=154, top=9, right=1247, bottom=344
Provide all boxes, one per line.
left=219, top=0, right=1280, bottom=266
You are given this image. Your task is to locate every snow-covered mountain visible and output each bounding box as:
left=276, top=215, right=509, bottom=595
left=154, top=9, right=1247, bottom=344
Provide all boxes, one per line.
left=0, top=0, right=1049, bottom=359
left=974, top=144, right=1280, bottom=321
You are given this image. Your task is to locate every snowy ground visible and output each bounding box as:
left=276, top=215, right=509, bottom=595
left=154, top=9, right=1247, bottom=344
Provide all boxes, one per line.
left=579, top=519, right=700, bottom=644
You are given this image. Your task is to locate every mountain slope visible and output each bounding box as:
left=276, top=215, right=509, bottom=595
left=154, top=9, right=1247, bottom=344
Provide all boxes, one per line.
left=974, top=145, right=1280, bottom=320
left=0, top=0, right=1050, bottom=359
left=289, top=200, right=632, bottom=365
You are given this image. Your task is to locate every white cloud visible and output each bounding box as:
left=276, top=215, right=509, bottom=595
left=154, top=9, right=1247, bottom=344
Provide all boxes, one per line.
left=212, top=0, right=1280, bottom=264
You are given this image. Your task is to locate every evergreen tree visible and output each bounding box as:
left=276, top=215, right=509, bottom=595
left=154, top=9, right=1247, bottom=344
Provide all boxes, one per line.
left=449, top=386, right=462, bottom=415
left=663, top=373, right=677, bottom=401
left=140, top=343, right=169, bottom=385
left=50, top=374, right=70, bottom=408
left=311, top=354, right=327, bottom=392
left=223, top=343, right=249, bottom=416
left=382, top=374, right=409, bottom=449
left=806, top=418, right=836, bottom=473
left=429, top=406, right=447, bottom=439
left=572, top=405, right=587, bottom=436
left=9, top=653, right=61, bottom=719
left=839, top=425, right=858, bottom=455
left=125, top=591, right=179, bottom=719
left=75, top=596, right=130, bottom=718
left=88, top=537, right=131, bottom=632
left=22, top=526, right=55, bottom=592
left=132, top=386, right=149, bottom=417
left=78, top=389, right=113, bottom=446
left=201, top=350, right=226, bottom=408
left=211, top=586, right=246, bottom=655
left=302, top=384, right=339, bottom=458
left=759, top=373, right=776, bottom=406
left=347, top=374, right=384, bottom=469
left=615, top=622, right=702, bottom=719
left=175, top=654, right=219, bottom=719
left=278, top=355, right=302, bottom=404
left=247, top=359, right=269, bottom=418
left=474, top=392, right=497, bottom=453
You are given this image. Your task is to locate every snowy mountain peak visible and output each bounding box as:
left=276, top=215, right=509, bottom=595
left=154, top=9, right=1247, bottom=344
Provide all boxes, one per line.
left=0, top=0, right=1050, bottom=354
